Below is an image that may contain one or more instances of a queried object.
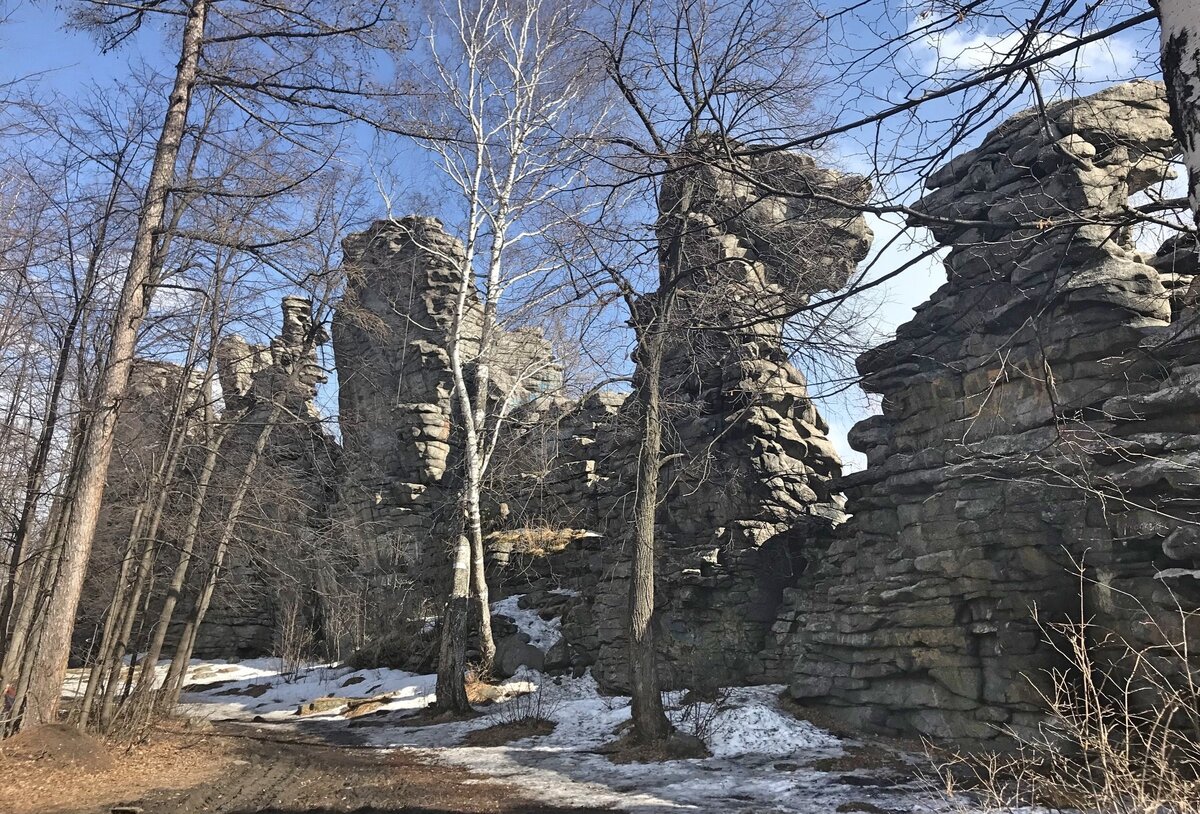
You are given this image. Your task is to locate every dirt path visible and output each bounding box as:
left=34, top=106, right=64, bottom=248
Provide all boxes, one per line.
left=1, top=722, right=611, bottom=814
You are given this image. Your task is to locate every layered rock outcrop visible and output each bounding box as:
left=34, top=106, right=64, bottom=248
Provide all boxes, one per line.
left=83, top=297, right=339, bottom=660
left=193, top=296, right=338, bottom=657
left=582, top=144, right=874, bottom=690
left=76, top=361, right=199, bottom=654
left=332, top=217, right=560, bottom=626
left=83, top=81, right=1200, bottom=752
left=332, top=217, right=471, bottom=594
left=778, top=81, right=1200, bottom=743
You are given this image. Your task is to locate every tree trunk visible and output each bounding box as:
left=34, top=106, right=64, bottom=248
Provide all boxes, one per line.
left=435, top=529, right=473, bottom=713
left=81, top=314, right=203, bottom=729
left=465, top=464, right=495, bottom=673
left=130, top=390, right=225, bottom=710
left=20, top=0, right=210, bottom=728
left=1158, top=1, right=1200, bottom=299
left=0, top=164, right=122, bottom=652
left=443, top=202, right=494, bottom=688
left=627, top=323, right=672, bottom=743
left=160, top=399, right=282, bottom=709
left=1159, top=0, right=1200, bottom=214
left=77, top=514, right=143, bottom=724
left=94, top=321, right=203, bottom=728
left=1, top=414, right=88, bottom=732
left=5, top=501, right=70, bottom=732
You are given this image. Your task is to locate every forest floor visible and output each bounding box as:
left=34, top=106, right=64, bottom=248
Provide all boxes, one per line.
left=161, top=659, right=953, bottom=813
left=2, top=594, right=977, bottom=813
left=0, top=718, right=613, bottom=813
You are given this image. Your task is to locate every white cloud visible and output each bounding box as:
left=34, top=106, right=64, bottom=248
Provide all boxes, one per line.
left=919, top=24, right=1140, bottom=92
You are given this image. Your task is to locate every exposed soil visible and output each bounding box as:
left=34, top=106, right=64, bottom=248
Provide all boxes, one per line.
left=462, top=718, right=556, bottom=747
left=598, top=730, right=710, bottom=763
left=0, top=721, right=230, bottom=814
left=1, top=723, right=116, bottom=772
left=0, top=721, right=611, bottom=814
left=811, top=744, right=916, bottom=775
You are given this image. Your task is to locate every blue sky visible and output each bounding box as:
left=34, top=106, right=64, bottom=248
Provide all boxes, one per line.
left=0, top=0, right=1169, bottom=469
left=0, top=3, right=158, bottom=90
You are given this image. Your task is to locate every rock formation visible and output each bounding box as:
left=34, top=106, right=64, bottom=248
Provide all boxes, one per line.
left=332, top=217, right=470, bottom=596
left=82, top=297, right=339, bottom=661
left=777, top=80, right=1200, bottom=743
left=193, top=295, right=338, bottom=658
left=580, top=143, right=874, bottom=691
left=75, top=361, right=199, bottom=655
left=332, top=217, right=560, bottom=629
left=77, top=82, right=1200, bottom=752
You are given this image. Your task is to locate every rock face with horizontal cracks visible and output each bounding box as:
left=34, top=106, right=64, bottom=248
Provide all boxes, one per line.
left=578, top=142, right=874, bottom=691
left=193, top=295, right=339, bottom=658
left=80, top=297, right=339, bottom=661
left=332, top=217, right=473, bottom=623
left=777, top=80, right=1200, bottom=743
left=332, top=217, right=559, bottom=632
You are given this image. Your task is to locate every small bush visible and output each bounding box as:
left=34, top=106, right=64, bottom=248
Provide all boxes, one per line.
left=668, top=685, right=732, bottom=746
left=487, top=526, right=588, bottom=557
left=936, top=575, right=1200, bottom=813
left=489, top=676, right=560, bottom=727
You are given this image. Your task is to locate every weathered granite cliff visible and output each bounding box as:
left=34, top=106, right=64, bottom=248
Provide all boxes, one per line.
left=777, top=80, right=1200, bottom=743
left=82, top=297, right=339, bottom=661
left=80, top=82, right=1200, bottom=751
left=580, top=143, right=874, bottom=691
left=332, top=217, right=560, bottom=632
left=193, top=295, right=338, bottom=657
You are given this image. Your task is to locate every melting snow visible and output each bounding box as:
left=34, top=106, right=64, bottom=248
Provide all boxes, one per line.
left=491, top=594, right=563, bottom=650
left=164, top=595, right=970, bottom=812
left=175, top=660, right=960, bottom=813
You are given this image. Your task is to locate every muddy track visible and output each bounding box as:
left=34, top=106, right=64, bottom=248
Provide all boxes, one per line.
left=132, top=723, right=610, bottom=814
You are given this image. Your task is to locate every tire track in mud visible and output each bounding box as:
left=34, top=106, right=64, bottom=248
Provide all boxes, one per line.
left=136, top=722, right=611, bottom=813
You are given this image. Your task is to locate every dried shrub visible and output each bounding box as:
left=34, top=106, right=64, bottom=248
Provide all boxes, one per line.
left=935, top=575, right=1200, bottom=813
left=486, top=526, right=588, bottom=558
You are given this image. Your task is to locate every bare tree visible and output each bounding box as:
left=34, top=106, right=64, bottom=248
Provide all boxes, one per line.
left=574, top=0, right=837, bottom=745
left=13, top=0, right=396, bottom=730
left=20, top=0, right=215, bottom=728
left=1157, top=1, right=1200, bottom=255
left=397, top=0, right=603, bottom=708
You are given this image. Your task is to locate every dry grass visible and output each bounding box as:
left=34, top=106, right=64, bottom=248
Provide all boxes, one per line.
left=463, top=718, right=556, bottom=746
left=936, top=573, right=1200, bottom=813
left=812, top=744, right=915, bottom=775
left=466, top=671, right=515, bottom=705
left=487, top=526, right=588, bottom=557
left=599, top=729, right=711, bottom=763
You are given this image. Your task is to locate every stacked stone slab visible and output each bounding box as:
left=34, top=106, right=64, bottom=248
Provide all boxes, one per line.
left=192, top=296, right=339, bottom=657
left=332, top=217, right=560, bottom=624
left=332, top=217, right=471, bottom=585
left=484, top=391, right=627, bottom=539
left=584, top=142, right=874, bottom=691
left=777, top=81, right=1199, bottom=744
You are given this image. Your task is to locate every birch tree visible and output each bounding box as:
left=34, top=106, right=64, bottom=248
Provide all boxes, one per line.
left=1157, top=1, right=1200, bottom=249
left=402, top=0, right=602, bottom=709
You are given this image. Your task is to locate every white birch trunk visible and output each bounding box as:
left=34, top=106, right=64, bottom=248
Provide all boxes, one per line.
left=1159, top=1, right=1200, bottom=220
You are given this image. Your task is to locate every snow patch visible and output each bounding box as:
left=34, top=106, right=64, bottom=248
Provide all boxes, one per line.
left=491, top=594, right=562, bottom=650
left=679, top=687, right=840, bottom=758
left=171, top=659, right=961, bottom=813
